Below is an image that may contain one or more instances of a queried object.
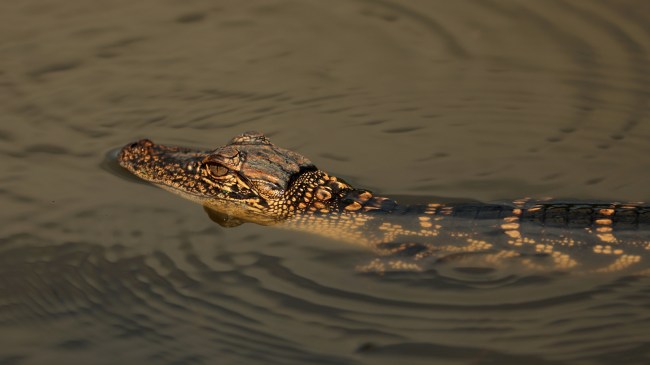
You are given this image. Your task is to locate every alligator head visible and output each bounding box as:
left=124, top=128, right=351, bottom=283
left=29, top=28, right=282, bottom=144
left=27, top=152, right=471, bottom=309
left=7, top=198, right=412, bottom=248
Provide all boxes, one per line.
left=118, top=131, right=320, bottom=226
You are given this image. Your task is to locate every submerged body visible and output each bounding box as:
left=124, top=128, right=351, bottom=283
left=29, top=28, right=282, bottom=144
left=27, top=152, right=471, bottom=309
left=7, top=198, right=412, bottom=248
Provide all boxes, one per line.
left=118, top=132, right=650, bottom=274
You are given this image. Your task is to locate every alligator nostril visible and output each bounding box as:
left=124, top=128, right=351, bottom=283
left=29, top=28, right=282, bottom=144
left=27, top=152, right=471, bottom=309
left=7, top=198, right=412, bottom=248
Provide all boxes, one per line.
left=128, top=139, right=154, bottom=149
left=139, top=139, right=154, bottom=148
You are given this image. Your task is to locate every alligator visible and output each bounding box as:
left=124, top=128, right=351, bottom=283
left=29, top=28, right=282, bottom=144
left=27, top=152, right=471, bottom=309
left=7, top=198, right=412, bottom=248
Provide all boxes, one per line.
left=118, top=132, right=650, bottom=274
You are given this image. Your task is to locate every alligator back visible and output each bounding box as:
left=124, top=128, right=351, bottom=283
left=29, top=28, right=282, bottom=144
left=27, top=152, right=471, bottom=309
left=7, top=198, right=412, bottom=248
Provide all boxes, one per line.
left=338, top=199, right=650, bottom=274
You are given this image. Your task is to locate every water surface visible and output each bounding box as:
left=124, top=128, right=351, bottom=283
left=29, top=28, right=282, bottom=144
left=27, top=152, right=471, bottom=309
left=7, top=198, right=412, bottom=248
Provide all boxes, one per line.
left=1, top=1, right=650, bottom=364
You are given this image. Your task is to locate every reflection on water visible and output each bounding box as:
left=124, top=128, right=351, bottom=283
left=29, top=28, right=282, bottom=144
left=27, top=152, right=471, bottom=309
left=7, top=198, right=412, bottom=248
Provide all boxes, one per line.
left=1, top=0, right=650, bottom=364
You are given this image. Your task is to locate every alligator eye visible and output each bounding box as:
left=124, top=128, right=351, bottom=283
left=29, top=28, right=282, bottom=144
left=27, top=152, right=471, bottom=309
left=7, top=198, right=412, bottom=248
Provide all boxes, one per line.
left=206, top=163, right=229, bottom=177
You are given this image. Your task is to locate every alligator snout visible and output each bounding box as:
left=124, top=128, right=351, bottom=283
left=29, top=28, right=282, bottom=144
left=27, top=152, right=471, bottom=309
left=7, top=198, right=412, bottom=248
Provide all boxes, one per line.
left=117, top=139, right=204, bottom=186
left=117, top=139, right=158, bottom=173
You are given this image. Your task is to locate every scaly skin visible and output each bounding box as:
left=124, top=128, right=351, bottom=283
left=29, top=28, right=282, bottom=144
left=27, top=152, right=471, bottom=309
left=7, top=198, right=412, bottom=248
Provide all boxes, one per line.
left=118, top=132, right=650, bottom=273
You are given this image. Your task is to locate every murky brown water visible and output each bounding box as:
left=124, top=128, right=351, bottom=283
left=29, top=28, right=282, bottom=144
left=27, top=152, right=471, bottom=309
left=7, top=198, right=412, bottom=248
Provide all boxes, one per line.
left=2, top=1, right=650, bottom=364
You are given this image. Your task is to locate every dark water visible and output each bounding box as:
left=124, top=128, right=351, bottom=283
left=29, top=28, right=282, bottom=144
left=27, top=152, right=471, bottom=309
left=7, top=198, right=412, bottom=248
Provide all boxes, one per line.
left=2, top=1, right=650, bottom=364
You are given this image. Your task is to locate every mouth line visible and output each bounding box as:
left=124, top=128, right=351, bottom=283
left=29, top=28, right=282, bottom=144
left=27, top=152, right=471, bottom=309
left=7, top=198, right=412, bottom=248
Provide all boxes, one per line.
left=148, top=177, right=252, bottom=202
left=120, top=159, right=251, bottom=201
